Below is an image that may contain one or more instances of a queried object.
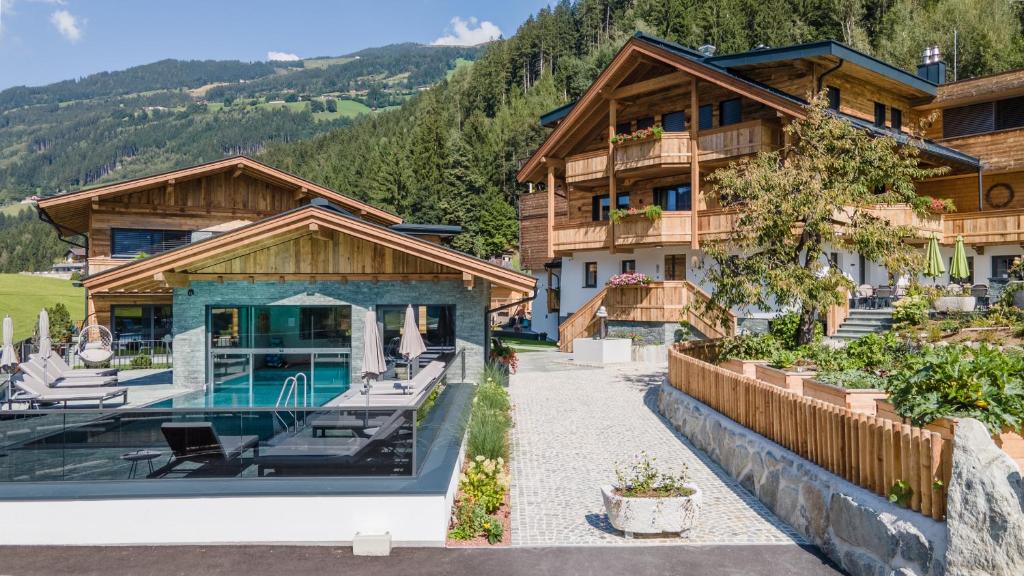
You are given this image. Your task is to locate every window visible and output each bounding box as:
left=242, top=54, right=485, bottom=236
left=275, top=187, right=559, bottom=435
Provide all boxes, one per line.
left=111, top=229, right=191, bottom=258
left=621, top=260, right=636, bottom=273
left=591, top=193, right=630, bottom=221
left=653, top=184, right=692, bottom=211
left=584, top=262, right=598, bottom=288
left=664, top=255, right=686, bottom=281
left=890, top=108, right=903, bottom=131
left=993, top=255, right=1018, bottom=278
left=995, top=96, right=1024, bottom=131
left=949, top=256, right=975, bottom=284
left=874, top=102, right=886, bottom=127
left=944, top=102, right=996, bottom=138
left=826, top=86, right=841, bottom=110
left=719, top=98, right=742, bottom=126
left=111, top=305, right=173, bottom=343
left=636, top=116, right=655, bottom=130
left=662, top=111, right=686, bottom=132
left=211, top=305, right=352, bottom=349
left=698, top=104, right=713, bottom=130
left=300, top=307, right=353, bottom=346
left=615, top=121, right=632, bottom=135
left=378, top=304, right=455, bottom=349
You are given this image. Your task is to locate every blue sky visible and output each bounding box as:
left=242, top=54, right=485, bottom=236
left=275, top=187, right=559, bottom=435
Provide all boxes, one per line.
left=0, top=0, right=551, bottom=90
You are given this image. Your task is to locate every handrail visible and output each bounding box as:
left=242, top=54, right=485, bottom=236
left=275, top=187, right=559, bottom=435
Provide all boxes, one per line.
left=558, top=287, right=608, bottom=352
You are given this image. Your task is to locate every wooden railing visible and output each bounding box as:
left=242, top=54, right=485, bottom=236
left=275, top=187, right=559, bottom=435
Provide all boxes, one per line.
left=668, top=349, right=951, bottom=520
left=551, top=221, right=609, bottom=253
left=565, top=149, right=608, bottom=184
left=558, top=281, right=736, bottom=351
left=613, top=212, right=692, bottom=247
left=614, top=132, right=691, bottom=173
left=863, top=204, right=944, bottom=239
left=697, top=208, right=742, bottom=241
left=943, top=208, right=1024, bottom=245
left=825, top=289, right=851, bottom=337
left=698, top=119, right=780, bottom=164
left=558, top=286, right=607, bottom=352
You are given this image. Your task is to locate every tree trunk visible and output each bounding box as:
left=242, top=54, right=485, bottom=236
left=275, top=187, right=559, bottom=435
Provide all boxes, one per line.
left=797, top=307, right=818, bottom=346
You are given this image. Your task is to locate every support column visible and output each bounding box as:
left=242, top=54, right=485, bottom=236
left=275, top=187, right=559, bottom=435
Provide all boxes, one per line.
left=690, top=78, right=700, bottom=250
left=547, top=165, right=556, bottom=259
left=608, top=99, right=618, bottom=252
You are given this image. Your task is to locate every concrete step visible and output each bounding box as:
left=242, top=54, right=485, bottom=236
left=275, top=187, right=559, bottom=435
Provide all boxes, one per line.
left=839, top=320, right=894, bottom=329
left=846, top=310, right=895, bottom=319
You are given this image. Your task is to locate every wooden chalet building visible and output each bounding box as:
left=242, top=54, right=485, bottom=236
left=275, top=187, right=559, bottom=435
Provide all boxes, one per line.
left=36, top=157, right=535, bottom=387
left=518, top=33, right=1024, bottom=350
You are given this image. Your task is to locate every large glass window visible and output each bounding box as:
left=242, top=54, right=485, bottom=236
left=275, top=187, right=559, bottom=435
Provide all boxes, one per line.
left=654, top=184, right=692, bottom=211
left=698, top=105, right=713, bottom=130
left=591, top=193, right=630, bottom=221
left=584, top=262, right=598, bottom=288
left=720, top=98, right=742, bottom=126
left=248, top=306, right=352, bottom=349
left=111, top=229, right=191, bottom=258
left=111, top=304, right=173, bottom=343
left=664, top=255, right=686, bottom=281
left=378, top=305, right=456, bottom=351
left=993, top=255, right=1018, bottom=278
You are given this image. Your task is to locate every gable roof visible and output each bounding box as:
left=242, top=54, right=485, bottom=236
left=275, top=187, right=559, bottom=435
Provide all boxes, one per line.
left=82, top=202, right=535, bottom=294
left=36, top=156, right=402, bottom=236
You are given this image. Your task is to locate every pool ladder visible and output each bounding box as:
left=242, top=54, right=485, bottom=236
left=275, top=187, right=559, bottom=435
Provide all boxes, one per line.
left=275, top=373, right=310, bottom=432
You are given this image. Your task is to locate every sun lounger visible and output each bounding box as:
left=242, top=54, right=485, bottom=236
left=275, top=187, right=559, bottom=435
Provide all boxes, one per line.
left=9, top=372, right=128, bottom=408
left=20, top=360, right=117, bottom=388
left=392, top=360, right=444, bottom=394
left=256, top=409, right=410, bottom=476
left=29, top=353, right=117, bottom=378
left=155, top=422, right=259, bottom=476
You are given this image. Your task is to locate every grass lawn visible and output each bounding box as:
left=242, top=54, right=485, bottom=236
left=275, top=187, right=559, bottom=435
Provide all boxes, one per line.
left=502, top=336, right=558, bottom=353
left=312, top=99, right=373, bottom=121
left=0, top=204, right=31, bottom=217
left=446, top=57, right=474, bottom=79
left=302, top=56, right=356, bottom=69
left=0, top=274, right=84, bottom=341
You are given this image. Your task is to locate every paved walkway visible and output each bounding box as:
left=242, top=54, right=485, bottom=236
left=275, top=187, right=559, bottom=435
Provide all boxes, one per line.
left=509, top=351, right=805, bottom=547
left=0, top=545, right=842, bottom=576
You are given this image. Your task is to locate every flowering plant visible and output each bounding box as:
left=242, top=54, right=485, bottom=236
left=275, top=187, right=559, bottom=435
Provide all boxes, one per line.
left=489, top=340, right=519, bottom=374
left=916, top=196, right=956, bottom=214
left=609, top=204, right=662, bottom=222
left=609, top=125, right=664, bottom=144
left=1009, top=256, right=1023, bottom=280
left=607, top=272, right=651, bottom=287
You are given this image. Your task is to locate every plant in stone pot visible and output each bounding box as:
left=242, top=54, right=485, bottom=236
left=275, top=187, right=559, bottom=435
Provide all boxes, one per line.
left=601, top=452, right=701, bottom=538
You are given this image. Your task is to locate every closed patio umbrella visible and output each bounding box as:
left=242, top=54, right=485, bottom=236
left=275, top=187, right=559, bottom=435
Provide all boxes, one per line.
left=361, top=308, right=387, bottom=425
left=950, top=235, right=970, bottom=283
left=399, top=305, right=426, bottom=377
left=1, top=315, right=17, bottom=371
left=37, top=308, right=50, bottom=359
left=924, top=235, right=945, bottom=279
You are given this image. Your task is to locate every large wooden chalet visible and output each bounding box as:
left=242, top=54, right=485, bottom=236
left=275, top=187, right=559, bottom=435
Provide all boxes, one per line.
left=517, top=33, right=1024, bottom=350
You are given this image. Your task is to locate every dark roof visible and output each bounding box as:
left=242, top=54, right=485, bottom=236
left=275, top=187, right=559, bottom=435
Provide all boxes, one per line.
left=706, top=40, right=937, bottom=96
left=841, top=113, right=979, bottom=168
left=540, top=101, right=577, bottom=128
left=390, top=223, right=463, bottom=236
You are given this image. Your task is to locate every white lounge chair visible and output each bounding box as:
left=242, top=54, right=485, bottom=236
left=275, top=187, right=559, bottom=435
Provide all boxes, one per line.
left=392, top=360, right=444, bottom=394
left=29, top=353, right=117, bottom=378
left=20, top=360, right=117, bottom=389
left=10, top=372, right=128, bottom=408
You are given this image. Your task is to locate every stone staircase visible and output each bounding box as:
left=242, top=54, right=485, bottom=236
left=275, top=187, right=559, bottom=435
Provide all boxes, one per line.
left=833, top=308, right=894, bottom=340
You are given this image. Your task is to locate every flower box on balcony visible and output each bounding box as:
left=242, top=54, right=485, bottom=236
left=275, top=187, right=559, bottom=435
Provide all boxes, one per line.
left=721, top=358, right=767, bottom=379
left=755, top=364, right=815, bottom=394
left=803, top=379, right=888, bottom=415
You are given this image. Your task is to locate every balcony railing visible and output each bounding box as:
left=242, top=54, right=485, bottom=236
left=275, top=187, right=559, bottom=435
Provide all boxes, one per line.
left=697, top=119, right=781, bottom=164
left=613, top=132, right=692, bottom=173
left=564, top=149, right=608, bottom=184
left=612, top=212, right=692, bottom=247
left=551, top=221, right=609, bottom=253
left=944, top=208, right=1024, bottom=245
left=863, top=204, right=944, bottom=238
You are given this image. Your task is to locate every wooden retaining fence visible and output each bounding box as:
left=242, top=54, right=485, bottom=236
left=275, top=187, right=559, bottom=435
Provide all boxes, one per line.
left=668, top=348, right=951, bottom=520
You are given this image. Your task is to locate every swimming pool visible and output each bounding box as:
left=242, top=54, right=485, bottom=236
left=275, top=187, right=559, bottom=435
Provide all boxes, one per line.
left=160, top=364, right=351, bottom=408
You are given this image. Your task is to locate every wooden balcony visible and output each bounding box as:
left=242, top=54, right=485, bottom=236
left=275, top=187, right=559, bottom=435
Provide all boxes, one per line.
left=944, top=208, right=1024, bottom=245
left=565, top=149, right=608, bottom=184
left=551, top=221, right=609, bottom=253
left=613, top=132, right=692, bottom=174
left=863, top=204, right=944, bottom=240
left=697, top=119, right=781, bottom=165
left=612, top=212, right=692, bottom=247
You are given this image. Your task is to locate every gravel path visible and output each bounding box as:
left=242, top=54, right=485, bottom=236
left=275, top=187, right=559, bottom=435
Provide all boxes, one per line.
left=509, top=351, right=806, bottom=547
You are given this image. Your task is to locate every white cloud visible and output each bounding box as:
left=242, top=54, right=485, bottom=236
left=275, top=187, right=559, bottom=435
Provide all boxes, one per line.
left=49, top=8, right=81, bottom=42
left=432, top=16, right=501, bottom=46
left=267, top=50, right=301, bottom=62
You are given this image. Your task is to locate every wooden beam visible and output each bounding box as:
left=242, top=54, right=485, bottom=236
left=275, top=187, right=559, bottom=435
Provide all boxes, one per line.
left=232, top=163, right=244, bottom=178
left=690, top=77, right=700, bottom=250
left=463, top=272, right=475, bottom=290
left=611, top=71, right=688, bottom=100
left=309, top=222, right=319, bottom=232
left=547, top=165, right=556, bottom=259
left=183, top=273, right=463, bottom=283
left=294, top=187, right=309, bottom=201
left=153, top=271, right=190, bottom=288
left=608, top=98, right=618, bottom=253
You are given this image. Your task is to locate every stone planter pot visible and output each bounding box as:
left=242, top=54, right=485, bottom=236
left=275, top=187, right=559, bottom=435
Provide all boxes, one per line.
left=601, top=484, right=702, bottom=538
left=1013, top=285, right=1024, bottom=308
left=755, top=364, right=816, bottom=394
left=933, top=295, right=977, bottom=313
left=803, top=379, right=888, bottom=415
left=720, top=358, right=767, bottom=379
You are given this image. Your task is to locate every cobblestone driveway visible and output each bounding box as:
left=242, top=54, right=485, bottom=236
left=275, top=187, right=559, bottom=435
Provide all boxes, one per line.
left=509, top=352, right=805, bottom=547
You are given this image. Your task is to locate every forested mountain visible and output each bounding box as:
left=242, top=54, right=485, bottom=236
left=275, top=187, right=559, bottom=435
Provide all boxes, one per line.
left=0, top=208, right=66, bottom=273
left=0, top=43, right=480, bottom=204
left=264, top=0, right=1024, bottom=260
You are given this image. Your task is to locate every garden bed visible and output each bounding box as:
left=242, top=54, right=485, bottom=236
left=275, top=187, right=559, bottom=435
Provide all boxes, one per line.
left=721, top=358, right=766, bottom=379
left=446, top=472, right=512, bottom=547
left=803, top=379, right=887, bottom=415
left=755, top=364, right=815, bottom=394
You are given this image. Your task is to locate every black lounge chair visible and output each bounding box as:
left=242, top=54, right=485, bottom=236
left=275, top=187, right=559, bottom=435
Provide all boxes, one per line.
left=154, top=422, right=259, bottom=477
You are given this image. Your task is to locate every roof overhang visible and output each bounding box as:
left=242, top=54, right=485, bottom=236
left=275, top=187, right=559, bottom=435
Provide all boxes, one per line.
left=36, top=156, right=402, bottom=236
left=82, top=204, right=535, bottom=294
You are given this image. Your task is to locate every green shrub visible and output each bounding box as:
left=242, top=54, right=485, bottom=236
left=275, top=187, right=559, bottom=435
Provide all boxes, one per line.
left=467, top=374, right=512, bottom=461
left=769, top=349, right=798, bottom=369
left=460, top=456, right=508, bottom=514
left=843, top=332, right=907, bottom=374
left=719, top=334, right=780, bottom=361
left=801, top=343, right=854, bottom=373
left=769, top=312, right=809, bottom=350
left=448, top=501, right=503, bottom=544
left=130, top=353, right=153, bottom=369
left=817, top=369, right=885, bottom=390
left=893, top=294, right=929, bottom=328
left=886, top=344, right=1024, bottom=434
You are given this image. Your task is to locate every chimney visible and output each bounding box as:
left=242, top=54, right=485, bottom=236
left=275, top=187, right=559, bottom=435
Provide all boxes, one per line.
left=698, top=44, right=716, bottom=57
left=917, top=45, right=947, bottom=84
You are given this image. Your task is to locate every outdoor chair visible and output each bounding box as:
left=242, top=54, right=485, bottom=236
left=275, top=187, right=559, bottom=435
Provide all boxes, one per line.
left=854, top=284, right=874, bottom=309
left=155, top=422, right=259, bottom=477
left=971, top=284, right=990, bottom=307
left=9, top=372, right=128, bottom=408
left=20, top=359, right=117, bottom=389
left=28, top=354, right=118, bottom=381
left=874, top=286, right=893, bottom=309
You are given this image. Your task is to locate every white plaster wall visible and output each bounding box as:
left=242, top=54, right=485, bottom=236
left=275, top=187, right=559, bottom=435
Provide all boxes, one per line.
left=530, top=271, right=560, bottom=341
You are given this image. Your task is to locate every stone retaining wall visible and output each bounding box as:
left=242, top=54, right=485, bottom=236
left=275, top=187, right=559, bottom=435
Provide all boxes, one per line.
left=658, top=383, right=947, bottom=576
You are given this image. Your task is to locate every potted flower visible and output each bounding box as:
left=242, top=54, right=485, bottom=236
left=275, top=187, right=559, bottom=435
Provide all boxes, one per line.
left=610, top=205, right=663, bottom=223
left=489, top=338, right=518, bottom=375
left=601, top=452, right=701, bottom=538
left=606, top=272, right=652, bottom=288
left=609, top=125, right=664, bottom=144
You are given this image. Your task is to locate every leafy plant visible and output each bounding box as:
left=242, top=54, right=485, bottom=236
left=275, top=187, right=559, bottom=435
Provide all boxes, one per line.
left=893, top=295, right=929, bottom=328
left=609, top=204, right=663, bottom=222
left=606, top=272, right=652, bottom=287
left=817, top=369, right=884, bottom=390
left=885, top=344, right=1024, bottom=434
left=460, top=456, right=509, bottom=513
left=769, top=349, right=798, bottom=370
left=130, top=353, right=153, bottom=369
left=467, top=374, right=511, bottom=461
left=720, top=334, right=780, bottom=361
left=888, top=479, right=912, bottom=507
left=489, top=340, right=518, bottom=374
left=609, top=125, right=664, bottom=144
left=770, top=312, right=821, bottom=350
left=614, top=452, right=694, bottom=498
left=842, top=331, right=907, bottom=374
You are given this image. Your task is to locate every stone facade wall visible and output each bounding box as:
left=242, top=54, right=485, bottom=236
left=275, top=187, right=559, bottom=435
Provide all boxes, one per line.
left=172, top=280, right=489, bottom=388
left=658, top=383, right=947, bottom=576
left=607, top=320, right=690, bottom=345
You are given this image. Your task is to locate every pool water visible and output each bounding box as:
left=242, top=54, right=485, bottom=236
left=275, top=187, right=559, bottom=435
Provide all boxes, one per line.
left=161, top=364, right=351, bottom=408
